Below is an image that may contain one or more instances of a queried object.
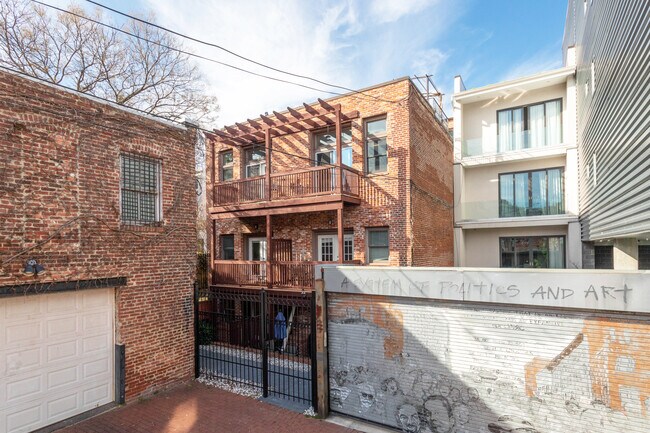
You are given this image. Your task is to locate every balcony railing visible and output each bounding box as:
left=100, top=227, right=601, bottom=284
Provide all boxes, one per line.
left=459, top=199, right=566, bottom=221
left=462, top=127, right=563, bottom=158
left=214, top=165, right=360, bottom=206
left=213, top=259, right=361, bottom=290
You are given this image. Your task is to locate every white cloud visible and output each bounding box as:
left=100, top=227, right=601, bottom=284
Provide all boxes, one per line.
left=369, top=0, right=440, bottom=23
left=411, top=48, right=448, bottom=77
left=128, top=0, right=457, bottom=127
left=501, top=45, right=563, bottom=81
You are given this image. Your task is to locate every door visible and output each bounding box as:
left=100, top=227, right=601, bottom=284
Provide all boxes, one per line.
left=248, top=237, right=267, bottom=261
left=317, top=234, right=353, bottom=261
left=0, top=289, right=114, bottom=433
left=248, top=237, right=267, bottom=282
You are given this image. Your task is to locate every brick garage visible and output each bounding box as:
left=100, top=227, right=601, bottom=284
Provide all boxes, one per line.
left=0, top=68, right=197, bottom=427
left=207, top=78, right=453, bottom=267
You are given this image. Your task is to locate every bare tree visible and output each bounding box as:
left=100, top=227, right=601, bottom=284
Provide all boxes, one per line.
left=0, top=0, right=218, bottom=126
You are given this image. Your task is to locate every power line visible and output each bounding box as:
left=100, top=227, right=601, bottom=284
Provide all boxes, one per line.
left=0, top=64, right=450, bottom=204
left=82, top=0, right=408, bottom=104
left=30, top=0, right=345, bottom=98
left=32, top=0, right=411, bottom=108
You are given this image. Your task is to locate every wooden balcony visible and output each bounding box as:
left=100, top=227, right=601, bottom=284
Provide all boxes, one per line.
left=212, top=260, right=361, bottom=291
left=211, top=166, right=361, bottom=217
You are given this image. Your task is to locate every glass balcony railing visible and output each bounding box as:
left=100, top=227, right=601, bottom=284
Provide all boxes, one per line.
left=459, top=199, right=566, bottom=221
left=461, top=128, right=563, bottom=158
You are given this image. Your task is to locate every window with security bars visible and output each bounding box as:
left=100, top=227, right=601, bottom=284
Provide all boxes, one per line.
left=120, top=153, right=161, bottom=225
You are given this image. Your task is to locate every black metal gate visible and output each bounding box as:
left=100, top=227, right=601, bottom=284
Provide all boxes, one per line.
left=195, top=286, right=317, bottom=407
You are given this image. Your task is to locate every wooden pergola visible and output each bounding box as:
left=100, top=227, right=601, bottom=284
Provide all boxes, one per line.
left=207, top=99, right=360, bottom=271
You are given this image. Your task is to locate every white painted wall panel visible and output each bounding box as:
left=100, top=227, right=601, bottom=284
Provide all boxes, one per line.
left=0, top=289, right=114, bottom=433
left=328, top=293, right=650, bottom=433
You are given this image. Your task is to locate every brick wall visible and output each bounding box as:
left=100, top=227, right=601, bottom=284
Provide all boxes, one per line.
left=208, top=78, right=453, bottom=266
left=408, top=90, right=454, bottom=266
left=0, top=71, right=197, bottom=400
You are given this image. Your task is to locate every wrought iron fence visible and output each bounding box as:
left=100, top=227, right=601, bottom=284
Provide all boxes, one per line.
left=195, top=286, right=316, bottom=406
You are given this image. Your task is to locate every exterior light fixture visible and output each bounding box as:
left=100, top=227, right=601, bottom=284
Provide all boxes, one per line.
left=23, top=258, right=46, bottom=276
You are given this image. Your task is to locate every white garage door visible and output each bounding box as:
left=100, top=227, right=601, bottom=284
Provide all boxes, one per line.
left=0, top=289, right=114, bottom=433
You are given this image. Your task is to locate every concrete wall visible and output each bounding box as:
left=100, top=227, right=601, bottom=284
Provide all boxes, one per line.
left=324, top=266, right=650, bottom=433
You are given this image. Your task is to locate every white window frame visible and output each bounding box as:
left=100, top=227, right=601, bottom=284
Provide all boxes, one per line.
left=317, top=234, right=354, bottom=262
left=244, top=146, right=266, bottom=178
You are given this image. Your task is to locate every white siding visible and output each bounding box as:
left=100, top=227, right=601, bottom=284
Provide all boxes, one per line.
left=566, top=0, right=650, bottom=239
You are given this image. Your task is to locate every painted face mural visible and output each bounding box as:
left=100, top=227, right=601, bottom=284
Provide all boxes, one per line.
left=396, top=404, right=422, bottom=433
left=330, top=384, right=351, bottom=409
left=424, top=396, right=453, bottom=433
left=381, top=377, right=401, bottom=396
left=358, top=383, right=376, bottom=412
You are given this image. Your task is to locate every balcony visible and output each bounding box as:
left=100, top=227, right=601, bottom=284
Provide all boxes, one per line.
left=212, top=260, right=361, bottom=291
left=212, top=165, right=361, bottom=216
left=457, top=199, right=575, bottom=229
left=461, top=127, right=566, bottom=159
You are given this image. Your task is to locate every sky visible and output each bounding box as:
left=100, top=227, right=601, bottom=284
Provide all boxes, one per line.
left=52, top=0, right=568, bottom=126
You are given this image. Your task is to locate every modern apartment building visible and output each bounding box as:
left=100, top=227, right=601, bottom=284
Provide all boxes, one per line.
left=206, top=77, right=453, bottom=292
left=452, top=55, right=581, bottom=268
left=564, top=0, right=650, bottom=270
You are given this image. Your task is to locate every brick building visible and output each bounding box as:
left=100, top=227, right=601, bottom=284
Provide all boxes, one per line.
left=0, top=70, right=196, bottom=432
left=206, top=77, right=453, bottom=293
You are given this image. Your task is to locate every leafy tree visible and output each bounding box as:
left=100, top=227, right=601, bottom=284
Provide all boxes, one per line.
left=0, top=0, right=218, bottom=126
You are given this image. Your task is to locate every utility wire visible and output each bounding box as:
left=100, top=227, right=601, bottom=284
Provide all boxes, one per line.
left=0, top=64, right=451, bottom=206
left=82, top=0, right=408, bottom=104
left=33, top=0, right=411, bottom=107
left=31, top=0, right=344, bottom=97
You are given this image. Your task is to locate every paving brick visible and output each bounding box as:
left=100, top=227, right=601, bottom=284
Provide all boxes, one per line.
left=59, top=382, right=359, bottom=433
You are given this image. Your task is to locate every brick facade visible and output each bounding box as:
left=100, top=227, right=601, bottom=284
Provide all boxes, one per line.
left=207, top=78, right=453, bottom=267
left=0, top=71, right=197, bottom=400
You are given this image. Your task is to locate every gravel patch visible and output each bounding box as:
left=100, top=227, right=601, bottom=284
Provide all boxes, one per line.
left=198, top=374, right=263, bottom=399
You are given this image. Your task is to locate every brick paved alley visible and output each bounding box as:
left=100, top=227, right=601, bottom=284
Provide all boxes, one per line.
left=59, top=382, right=358, bottom=433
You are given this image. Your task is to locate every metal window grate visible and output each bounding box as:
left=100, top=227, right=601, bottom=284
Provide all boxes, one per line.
left=121, top=153, right=161, bottom=225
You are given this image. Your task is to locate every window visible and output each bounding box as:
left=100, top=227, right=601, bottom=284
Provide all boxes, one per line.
left=120, top=153, right=161, bottom=225
left=221, top=151, right=234, bottom=181
left=245, top=146, right=266, bottom=177
left=314, top=128, right=353, bottom=167
left=497, top=99, right=562, bottom=151
left=367, top=228, right=389, bottom=263
left=221, top=235, right=235, bottom=260
left=500, top=236, right=565, bottom=268
left=365, top=117, right=388, bottom=173
left=591, top=59, right=596, bottom=92
left=638, top=245, right=650, bottom=270
left=499, top=168, right=564, bottom=217
left=344, top=235, right=354, bottom=261
left=595, top=245, right=613, bottom=269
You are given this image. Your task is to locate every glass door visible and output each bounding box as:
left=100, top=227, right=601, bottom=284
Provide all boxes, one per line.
left=317, top=234, right=353, bottom=261
left=248, top=237, right=267, bottom=281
